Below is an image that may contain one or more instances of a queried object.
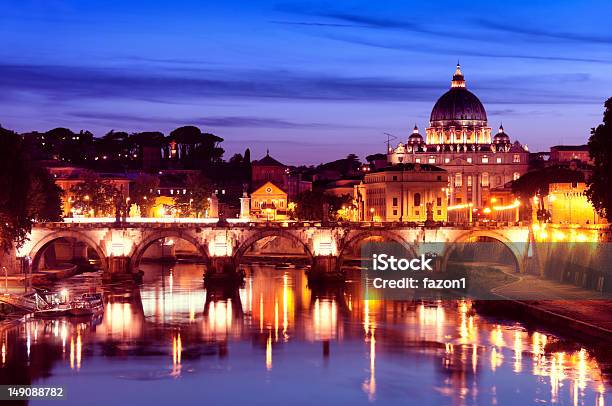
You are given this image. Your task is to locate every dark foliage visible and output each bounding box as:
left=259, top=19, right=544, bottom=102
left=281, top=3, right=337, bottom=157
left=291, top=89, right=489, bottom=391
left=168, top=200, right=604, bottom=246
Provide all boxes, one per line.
left=586, top=97, right=612, bottom=221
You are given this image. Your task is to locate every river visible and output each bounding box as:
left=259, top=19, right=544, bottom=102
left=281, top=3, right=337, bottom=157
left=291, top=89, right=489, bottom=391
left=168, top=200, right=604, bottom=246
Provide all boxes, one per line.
left=0, top=263, right=609, bottom=405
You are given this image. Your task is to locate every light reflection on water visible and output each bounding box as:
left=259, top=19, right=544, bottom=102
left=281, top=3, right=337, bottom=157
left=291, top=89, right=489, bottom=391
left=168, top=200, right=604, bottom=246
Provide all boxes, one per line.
left=0, top=263, right=609, bottom=406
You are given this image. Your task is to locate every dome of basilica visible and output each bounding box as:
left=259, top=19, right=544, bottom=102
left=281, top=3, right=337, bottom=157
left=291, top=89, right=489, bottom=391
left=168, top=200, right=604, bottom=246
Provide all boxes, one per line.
left=493, top=124, right=511, bottom=144
left=407, top=124, right=424, bottom=144
left=429, top=64, right=487, bottom=126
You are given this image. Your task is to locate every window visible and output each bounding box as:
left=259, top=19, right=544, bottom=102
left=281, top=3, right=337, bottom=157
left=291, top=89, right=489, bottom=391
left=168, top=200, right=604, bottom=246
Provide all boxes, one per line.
left=482, top=172, right=489, bottom=187
left=392, top=175, right=397, bottom=181
left=437, top=197, right=442, bottom=206
left=392, top=197, right=398, bottom=206
left=437, top=210, right=442, bottom=215
left=467, top=175, right=472, bottom=187
left=444, top=158, right=450, bottom=164
left=454, top=173, right=462, bottom=187
left=496, top=157, right=502, bottom=164
left=415, top=158, right=421, bottom=163
left=467, top=157, right=472, bottom=163
left=414, top=193, right=421, bottom=207
left=513, top=172, right=520, bottom=181
left=428, top=157, right=436, bottom=164
left=513, top=154, right=521, bottom=163
left=482, top=156, right=489, bottom=164
left=393, top=209, right=398, bottom=216
left=456, top=197, right=462, bottom=204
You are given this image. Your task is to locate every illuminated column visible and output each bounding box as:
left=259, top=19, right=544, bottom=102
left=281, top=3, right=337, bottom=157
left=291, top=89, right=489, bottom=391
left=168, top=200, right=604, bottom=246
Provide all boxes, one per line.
left=108, top=256, right=130, bottom=276
left=209, top=194, right=219, bottom=218
left=239, top=193, right=251, bottom=220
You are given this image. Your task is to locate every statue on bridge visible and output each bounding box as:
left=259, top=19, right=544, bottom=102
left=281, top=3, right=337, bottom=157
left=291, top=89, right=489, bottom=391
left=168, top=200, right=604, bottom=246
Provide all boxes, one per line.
left=425, top=201, right=435, bottom=227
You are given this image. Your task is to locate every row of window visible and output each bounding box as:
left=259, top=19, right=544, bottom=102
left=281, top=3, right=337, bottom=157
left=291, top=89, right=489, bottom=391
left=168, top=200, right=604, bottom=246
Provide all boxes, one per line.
left=412, top=154, right=522, bottom=165
left=453, top=172, right=520, bottom=188
left=391, top=195, right=444, bottom=207
left=253, top=200, right=285, bottom=208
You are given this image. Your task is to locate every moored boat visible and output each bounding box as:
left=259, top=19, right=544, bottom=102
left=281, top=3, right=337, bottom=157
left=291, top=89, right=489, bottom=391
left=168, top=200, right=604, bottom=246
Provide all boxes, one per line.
left=67, top=293, right=104, bottom=316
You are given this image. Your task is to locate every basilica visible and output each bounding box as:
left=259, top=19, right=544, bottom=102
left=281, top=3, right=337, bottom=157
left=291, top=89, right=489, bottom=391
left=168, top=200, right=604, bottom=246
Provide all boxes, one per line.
left=387, top=64, right=529, bottom=209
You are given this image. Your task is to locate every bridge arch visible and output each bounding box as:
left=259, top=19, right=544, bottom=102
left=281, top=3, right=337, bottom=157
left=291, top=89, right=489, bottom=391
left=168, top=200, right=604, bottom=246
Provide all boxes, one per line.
left=130, top=230, right=209, bottom=272
left=28, top=230, right=108, bottom=271
left=337, top=230, right=417, bottom=268
left=440, top=230, right=524, bottom=273
left=233, top=229, right=313, bottom=266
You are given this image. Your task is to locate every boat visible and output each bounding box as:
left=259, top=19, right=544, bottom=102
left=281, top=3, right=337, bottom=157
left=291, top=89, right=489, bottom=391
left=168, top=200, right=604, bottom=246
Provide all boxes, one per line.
left=33, top=292, right=104, bottom=318
left=34, top=304, right=72, bottom=318
left=68, top=293, right=104, bottom=316
left=67, top=293, right=104, bottom=317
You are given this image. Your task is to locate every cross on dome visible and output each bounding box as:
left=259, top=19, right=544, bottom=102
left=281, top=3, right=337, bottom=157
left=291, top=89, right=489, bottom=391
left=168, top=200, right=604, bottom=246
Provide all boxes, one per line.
left=451, top=63, right=466, bottom=88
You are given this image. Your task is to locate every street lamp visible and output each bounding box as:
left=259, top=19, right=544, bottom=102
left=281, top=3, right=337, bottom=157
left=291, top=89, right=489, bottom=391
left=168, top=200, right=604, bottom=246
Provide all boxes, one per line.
left=370, top=207, right=375, bottom=221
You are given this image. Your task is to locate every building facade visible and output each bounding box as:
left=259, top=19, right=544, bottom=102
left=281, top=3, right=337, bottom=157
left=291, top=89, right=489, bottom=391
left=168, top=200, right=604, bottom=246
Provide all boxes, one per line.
left=354, top=163, right=448, bottom=222
left=544, top=182, right=606, bottom=225
left=251, top=151, right=311, bottom=200
left=387, top=64, right=529, bottom=209
left=250, top=181, right=289, bottom=221
left=549, top=145, right=592, bottom=165
left=46, top=165, right=130, bottom=217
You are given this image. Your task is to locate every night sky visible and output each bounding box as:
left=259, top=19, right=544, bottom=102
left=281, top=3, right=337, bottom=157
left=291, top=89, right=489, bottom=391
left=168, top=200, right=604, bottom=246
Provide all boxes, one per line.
left=2, top=0, right=612, bottom=165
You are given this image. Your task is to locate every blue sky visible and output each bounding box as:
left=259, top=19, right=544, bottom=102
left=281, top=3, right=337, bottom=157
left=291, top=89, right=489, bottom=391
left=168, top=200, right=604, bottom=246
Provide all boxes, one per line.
left=1, top=0, right=611, bottom=165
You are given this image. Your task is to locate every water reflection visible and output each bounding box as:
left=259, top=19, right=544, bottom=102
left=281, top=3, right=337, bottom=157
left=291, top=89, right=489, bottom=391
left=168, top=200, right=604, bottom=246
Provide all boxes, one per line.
left=0, top=263, right=609, bottom=405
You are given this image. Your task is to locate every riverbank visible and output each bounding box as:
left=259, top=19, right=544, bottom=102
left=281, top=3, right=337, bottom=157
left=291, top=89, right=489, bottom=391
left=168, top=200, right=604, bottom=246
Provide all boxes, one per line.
left=477, top=274, right=612, bottom=342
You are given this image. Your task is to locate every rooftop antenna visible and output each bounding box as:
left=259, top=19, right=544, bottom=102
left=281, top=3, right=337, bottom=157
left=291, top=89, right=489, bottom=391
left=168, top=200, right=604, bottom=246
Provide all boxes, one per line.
left=383, top=132, right=397, bottom=151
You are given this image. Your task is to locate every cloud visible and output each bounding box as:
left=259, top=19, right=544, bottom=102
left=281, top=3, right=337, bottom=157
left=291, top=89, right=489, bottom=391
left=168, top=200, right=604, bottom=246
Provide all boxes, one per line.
left=473, top=18, right=612, bottom=45
left=67, top=111, right=363, bottom=129
left=270, top=20, right=364, bottom=28
left=273, top=10, right=487, bottom=41
left=0, top=60, right=601, bottom=109
left=320, top=32, right=612, bottom=65
left=0, top=62, right=442, bottom=103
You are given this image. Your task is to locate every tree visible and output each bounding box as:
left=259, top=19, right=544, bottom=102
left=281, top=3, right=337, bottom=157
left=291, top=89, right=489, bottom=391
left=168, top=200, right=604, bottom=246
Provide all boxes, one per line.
left=173, top=172, right=212, bottom=217
left=69, top=171, right=118, bottom=217
left=294, top=190, right=352, bottom=221
left=130, top=174, right=159, bottom=217
left=317, top=154, right=362, bottom=176
left=586, top=97, right=612, bottom=221
left=229, top=153, right=244, bottom=164
left=168, top=126, right=225, bottom=166
left=28, top=166, right=64, bottom=222
left=0, top=128, right=63, bottom=251
left=512, top=167, right=584, bottom=200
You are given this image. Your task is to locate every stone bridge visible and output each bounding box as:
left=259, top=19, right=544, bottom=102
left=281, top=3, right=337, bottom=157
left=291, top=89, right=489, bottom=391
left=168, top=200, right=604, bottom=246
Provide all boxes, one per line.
left=16, top=221, right=534, bottom=281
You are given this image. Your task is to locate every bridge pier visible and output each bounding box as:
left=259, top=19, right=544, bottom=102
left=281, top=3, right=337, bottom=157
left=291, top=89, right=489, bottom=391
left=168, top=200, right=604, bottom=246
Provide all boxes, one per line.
left=205, top=256, right=243, bottom=284
left=307, top=255, right=344, bottom=284
left=104, top=256, right=137, bottom=282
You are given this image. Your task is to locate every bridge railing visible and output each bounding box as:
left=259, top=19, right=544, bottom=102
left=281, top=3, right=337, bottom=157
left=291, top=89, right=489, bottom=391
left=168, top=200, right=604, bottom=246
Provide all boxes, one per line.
left=35, top=219, right=534, bottom=230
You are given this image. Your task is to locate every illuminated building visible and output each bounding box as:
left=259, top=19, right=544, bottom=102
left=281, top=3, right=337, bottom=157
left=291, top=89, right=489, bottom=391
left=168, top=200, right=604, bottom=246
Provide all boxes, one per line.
left=252, top=152, right=287, bottom=190
left=250, top=181, right=289, bottom=221
left=251, top=151, right=311, bottom=199
left=354, top=163, right=448, bottom=222
left=544, top=182, right=605, bottom=225
left=46, top=165, right=130, bottom=217
left=549, top=145, right=592, bottom=165
left=387, top=64, right=529, bottom=209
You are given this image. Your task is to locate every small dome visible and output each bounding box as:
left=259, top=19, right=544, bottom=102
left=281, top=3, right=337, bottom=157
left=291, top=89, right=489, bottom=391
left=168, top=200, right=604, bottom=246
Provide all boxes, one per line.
left=430, top=64, right=487, bottom=126
left=408, top=124, right=424, bottom=144
left=493, top=124, right=510, bottom=144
